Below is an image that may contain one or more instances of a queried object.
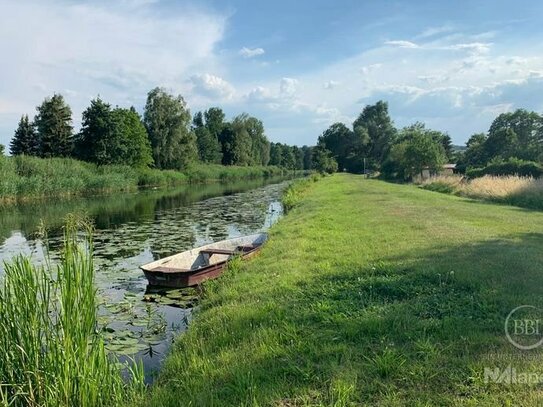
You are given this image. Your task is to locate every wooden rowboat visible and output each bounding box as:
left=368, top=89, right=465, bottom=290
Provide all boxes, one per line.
left=140, top=233, right=267, bottom=288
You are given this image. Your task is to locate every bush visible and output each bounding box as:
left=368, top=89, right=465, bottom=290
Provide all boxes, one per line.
left=467, top=158, right=542, bottom=179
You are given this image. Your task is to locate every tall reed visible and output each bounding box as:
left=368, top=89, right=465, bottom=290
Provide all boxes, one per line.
left=0, top=216, right=144, bottom=407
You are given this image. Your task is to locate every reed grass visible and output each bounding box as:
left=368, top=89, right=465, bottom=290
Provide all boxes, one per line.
left=421, top=174, right=543, bottom=210
left=0, top=155, right=287, bottom=204
left=184, top=163, right=287, bottom=183
left=0, top=216, right=144, bottom=407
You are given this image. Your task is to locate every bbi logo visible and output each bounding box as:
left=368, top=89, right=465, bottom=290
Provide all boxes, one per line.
left=505, top=305, right=543, bottom=350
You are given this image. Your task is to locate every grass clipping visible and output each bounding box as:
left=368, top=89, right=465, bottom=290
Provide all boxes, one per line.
left=0, top=216, right=144, bottom=407
left=421, top=174, right=543, bottom=210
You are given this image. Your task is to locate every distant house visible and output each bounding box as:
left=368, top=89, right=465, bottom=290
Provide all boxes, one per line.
left=419, top=163, right=457, bottom=180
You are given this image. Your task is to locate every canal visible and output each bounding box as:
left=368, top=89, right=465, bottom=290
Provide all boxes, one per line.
left=0, top=176, right=293, bottom=381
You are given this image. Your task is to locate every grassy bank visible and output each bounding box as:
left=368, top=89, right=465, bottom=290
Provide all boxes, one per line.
left=421, top=174, right=543, bottom=210
left=0, top=155, right=286, bottom=204
left=145, top=174, right=543, bottom=405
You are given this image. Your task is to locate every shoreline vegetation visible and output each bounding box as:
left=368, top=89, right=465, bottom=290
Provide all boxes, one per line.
left=0, top=155, right=292, bottom=205
left=420, top=174, right=543, bottom=210
left=0, top=217, right=145, bottom=406
left=144, top=174, right=543, bottom=406
left=2, top=88, right=317, bottom=207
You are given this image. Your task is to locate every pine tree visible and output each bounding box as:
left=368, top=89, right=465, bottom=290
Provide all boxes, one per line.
left=10, top=115, right=38, bottom=155
left=34, top=94, right=73, bottom=157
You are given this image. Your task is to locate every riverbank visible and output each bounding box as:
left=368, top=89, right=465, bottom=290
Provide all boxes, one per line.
left=0, top=155, right=287, bottom=204
left=145, top=174, right=543, bottom=405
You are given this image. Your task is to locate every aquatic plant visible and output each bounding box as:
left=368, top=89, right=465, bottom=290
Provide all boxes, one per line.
left=0, top=216, right=144, bottom=407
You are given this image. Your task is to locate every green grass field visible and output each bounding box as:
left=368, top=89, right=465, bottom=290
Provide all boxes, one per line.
left=145, top=174, right=543, bottom=406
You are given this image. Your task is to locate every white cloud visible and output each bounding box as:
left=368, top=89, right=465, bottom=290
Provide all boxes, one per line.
left=360, top=63, right=383, bottom=74
left=239, top=47, right=265, bottom=58
left=416, top=24, right=455, bottom=39
left=384, top=40, right=420, bottom=49
left=245, top=86, right=275, bottom=103
left=0, top=0, right=227, bottom=145
left=190, top=74, right=235, bottom=100
left=280, top=77, right=298, bottom=97
left=445, top=42, right=492, bottom=55
left=323, top=80, right=340, bottom=89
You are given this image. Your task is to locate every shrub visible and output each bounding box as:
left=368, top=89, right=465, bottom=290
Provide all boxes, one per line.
left=467, top=158, right=542, bottom=179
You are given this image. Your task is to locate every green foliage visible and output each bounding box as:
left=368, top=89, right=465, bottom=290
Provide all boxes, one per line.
left=353, top=100, right=396, bottom=168
left=488, top=109, right=542, bottom=161
left=219, top=114, right=271, bottom=166
left=383, top=125, right=446, bottom=180
left=312, top=145, right=338, bottom=174
left=34, top=94, right=73, bottom=158
left=144, top=87, right=197, bottom=170
left=317, top=122, right=365, bottom=173
left=461, top=109, right=543, bottom=171
left=0, top=155, right=288, bottom=203
left=184, top=163, right=285, bottom=183
left=193, top=110, right=223, bottom=163
left=0, top=144, right=4, bottom=156
left=0, top=217, right=144, bottom=406
left=112, top=107, right=153, bottom=167
left=76, top=99, right=152, bottom=167
left=9, top=115, right=38, bottom=156
left=302, top=145, right=313, bottom=170
left=466, top=157, right=543, bottom=179
left=204, top=107, right=226, bottom=138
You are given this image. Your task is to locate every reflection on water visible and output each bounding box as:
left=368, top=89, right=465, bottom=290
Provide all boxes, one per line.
left=0, top=177, right=292, bottom=382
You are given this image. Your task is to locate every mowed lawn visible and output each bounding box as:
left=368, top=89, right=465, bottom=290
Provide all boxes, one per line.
left=145, top=174, right=543, bottom=406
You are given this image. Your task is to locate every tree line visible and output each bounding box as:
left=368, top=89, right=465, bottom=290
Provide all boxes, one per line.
left=314, top=101, right=453, bottom=178
left=7, top=88, right=312, bottom=171
left=314, top=100, right=542, bottom=179
left=458, top=109, right=543, bottom=176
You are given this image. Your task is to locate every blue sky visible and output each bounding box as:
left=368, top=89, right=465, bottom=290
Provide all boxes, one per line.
left=1, top=0, right=543, bottom=148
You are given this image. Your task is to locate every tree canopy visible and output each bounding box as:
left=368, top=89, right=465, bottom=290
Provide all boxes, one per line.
left=144, top=87, right=197, bottom=170
left=353, top=100, right=396, bottom=168
left=10, top=115, right=38, bottom=156
left=34, top=94, right=73, bottom=158
left=75, top=99, right=152, bottom=167
left=459, top=109, right=543, bottom=172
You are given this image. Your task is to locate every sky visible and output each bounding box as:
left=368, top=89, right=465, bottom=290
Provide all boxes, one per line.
left=1, top=0, right=543, bottom=149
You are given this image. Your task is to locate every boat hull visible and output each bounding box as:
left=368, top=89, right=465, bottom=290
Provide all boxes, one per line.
left=140, top=235, right=265, bottom=288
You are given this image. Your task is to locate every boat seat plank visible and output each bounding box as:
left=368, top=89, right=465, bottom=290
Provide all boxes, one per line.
left=200, top=248, right=236, bottom=256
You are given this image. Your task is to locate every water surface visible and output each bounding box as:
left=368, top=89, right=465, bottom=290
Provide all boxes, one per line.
left=0, top=177, right=291, bottom=381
